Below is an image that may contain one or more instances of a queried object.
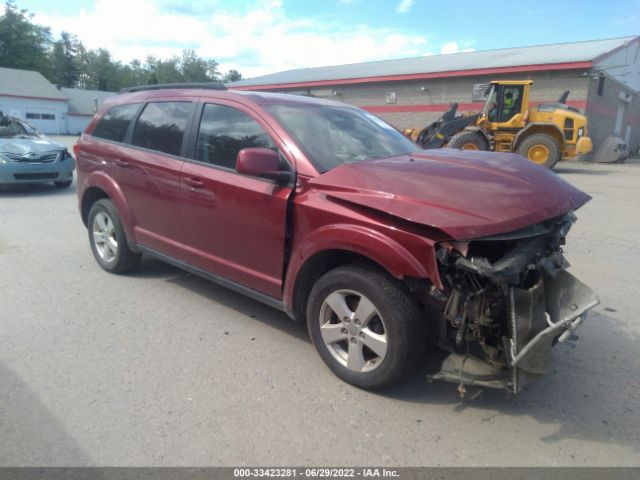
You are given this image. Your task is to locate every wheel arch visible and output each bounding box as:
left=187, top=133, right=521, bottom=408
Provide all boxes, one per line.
left=513, top=123, right=565, bottom=152
left=284, top=224, right=440, bottom=322
left=80, top=172, right=137, bottom=244
left=465, top=126, right=490, bottom=143
left=81, top=186, right=109, bottom=226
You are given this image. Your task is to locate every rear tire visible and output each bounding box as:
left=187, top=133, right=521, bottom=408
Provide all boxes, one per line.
left=447, top=131, right=488, bottom=151
left=88, top=199, right=141, bottom=274
left=516, top=133, right=561, bottom=169
left=307, top=264, right=425, bottom=390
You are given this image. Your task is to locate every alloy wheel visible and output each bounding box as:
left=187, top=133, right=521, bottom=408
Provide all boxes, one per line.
left=92, top=211, right=118, bottom=263
left=318, top=289, right=388, bottom=373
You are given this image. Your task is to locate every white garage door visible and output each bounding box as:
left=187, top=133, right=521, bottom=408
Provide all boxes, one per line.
left=25, top=107, right=58, bottom=134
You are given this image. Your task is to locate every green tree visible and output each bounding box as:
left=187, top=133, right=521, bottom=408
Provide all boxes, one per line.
left=155, top=57, right=183, bottom=83
left=0, top=1, right=51, bottom=73
left=222, top=69, right=242, bottom=82
left=1, top=2, right=240, bottom=92
left=49, top=31, right=79, bottom=87
left=180, top=49, right=219, bottom=82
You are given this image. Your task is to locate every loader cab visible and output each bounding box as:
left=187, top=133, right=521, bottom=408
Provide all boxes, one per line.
left=483, top=81, right=531, bottom=128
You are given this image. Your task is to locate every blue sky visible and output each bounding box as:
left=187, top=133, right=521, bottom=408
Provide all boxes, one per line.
left=13, top=0, right=640, bottom=77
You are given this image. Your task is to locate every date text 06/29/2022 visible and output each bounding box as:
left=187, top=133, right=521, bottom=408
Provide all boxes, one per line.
left=233, top=467, right=400, bottom=478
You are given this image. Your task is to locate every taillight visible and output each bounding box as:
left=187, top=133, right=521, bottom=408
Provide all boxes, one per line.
left=73, top=143, right=80, bottom=158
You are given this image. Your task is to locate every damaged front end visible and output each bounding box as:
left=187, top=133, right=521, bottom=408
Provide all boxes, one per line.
left=429, top=213, right=599, bottom=394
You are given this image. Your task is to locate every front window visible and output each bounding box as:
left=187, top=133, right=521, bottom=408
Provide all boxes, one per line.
left=482, top=85, right=497, bottom=116
left=196, top=103, right=276, bottom=169
left=266, top=104, right=418, bottom=173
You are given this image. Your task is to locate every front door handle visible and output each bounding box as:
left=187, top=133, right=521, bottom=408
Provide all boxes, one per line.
left=114, top=159, right=129, bottom=168
left=184, top=177, right=205, bottom=189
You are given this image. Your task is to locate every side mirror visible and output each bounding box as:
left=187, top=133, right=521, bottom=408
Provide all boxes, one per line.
left=236, top=148, right=292, bottom=184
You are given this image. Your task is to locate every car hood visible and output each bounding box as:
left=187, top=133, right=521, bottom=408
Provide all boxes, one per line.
left=309, top=150, right=591, bottom=240
left=0, top=136, right=65, bottom=155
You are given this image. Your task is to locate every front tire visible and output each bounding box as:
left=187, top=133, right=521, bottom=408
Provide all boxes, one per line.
left=516, top=133, right=561, bottom=169
left=447, top=131, right=488, bottom=151
left=307, top=264, right=425, bottom=390
left=88, top=199, right=141, bottom=274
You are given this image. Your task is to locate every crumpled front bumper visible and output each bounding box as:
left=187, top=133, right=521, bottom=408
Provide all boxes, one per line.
left=507, top=269, right=599, bottom=393
left=431, top=270, right=599, bottom=394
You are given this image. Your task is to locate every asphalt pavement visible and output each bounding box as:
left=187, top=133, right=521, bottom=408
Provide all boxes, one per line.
left=1, top=140, right=639, bottom=466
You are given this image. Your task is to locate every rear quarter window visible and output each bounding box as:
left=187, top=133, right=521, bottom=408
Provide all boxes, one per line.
left=132, top=102, right=193, bottom=156
left=92, top=103, right=141, bottom=142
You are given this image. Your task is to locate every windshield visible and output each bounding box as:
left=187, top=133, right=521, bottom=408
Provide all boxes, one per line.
left=482, top=85, right=497, bottom=115
left=0, top=118, right=40, bottom=138
left=266, top=104, right=418, bottom=173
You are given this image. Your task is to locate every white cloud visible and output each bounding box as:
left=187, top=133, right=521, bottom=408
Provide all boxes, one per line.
left=440, top=41, right=460, bottom=54
left=395, top=0, right=415, bottom=14
left=439, top=41, right=475, bottom=55
left=33, top=0, right=433, bottom=79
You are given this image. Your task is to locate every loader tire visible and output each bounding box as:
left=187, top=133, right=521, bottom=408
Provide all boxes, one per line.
left=516, top=133, right=561, bottom=169
left=447, top=131, right=488, bottom=151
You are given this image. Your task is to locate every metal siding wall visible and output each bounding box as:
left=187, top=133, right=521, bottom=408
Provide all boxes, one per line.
left=66, top=115, right=92, bottom=135
left=269, top=69, right=590, bottom=130
left=586, top=69, right=640, bottom=155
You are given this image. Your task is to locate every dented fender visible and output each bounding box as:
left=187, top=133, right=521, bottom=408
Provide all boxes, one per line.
left=283, top=223, right=442, bottom=311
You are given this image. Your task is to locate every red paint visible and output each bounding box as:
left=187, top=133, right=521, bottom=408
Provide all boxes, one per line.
left=362, top=100, right=587, bottom=114
left=308, top=150, right=590, bottom=240
left=363, top=103, right=484, bottom=113
left=77, top=89, right=590, bottom=314
left=236, top=147, right=280, bottom=176
left=230, top=62, right=593, bottom=91
left=179, top=161, right=291, bottom=297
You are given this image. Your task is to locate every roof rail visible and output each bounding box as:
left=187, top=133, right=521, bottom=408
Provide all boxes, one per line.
left=119, top=82, right=227, bottom=94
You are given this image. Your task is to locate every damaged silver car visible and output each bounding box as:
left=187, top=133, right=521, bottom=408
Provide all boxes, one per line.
left=0, top=111, right=75, bottom=188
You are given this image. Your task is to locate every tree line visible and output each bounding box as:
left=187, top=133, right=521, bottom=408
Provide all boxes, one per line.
left=0, top=1, right=243, bottom=91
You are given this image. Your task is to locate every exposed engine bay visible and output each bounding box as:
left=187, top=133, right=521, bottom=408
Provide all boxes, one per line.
left=429, top=213, right=599, bottom=394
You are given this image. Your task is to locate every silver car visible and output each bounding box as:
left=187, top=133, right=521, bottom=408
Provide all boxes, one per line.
left=0, top=112, right=75, bottom=188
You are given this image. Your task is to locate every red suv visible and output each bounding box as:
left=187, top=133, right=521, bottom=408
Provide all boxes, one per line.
left=76, top=84, right=598, bottom=393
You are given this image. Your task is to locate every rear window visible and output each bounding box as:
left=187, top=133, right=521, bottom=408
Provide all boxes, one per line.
left=92, top=103, right=140, bottom=142
left=132, top=102, right=193, bottom=156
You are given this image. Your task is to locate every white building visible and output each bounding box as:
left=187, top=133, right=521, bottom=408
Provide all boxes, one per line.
left=0, top=67, right=68, bottom=134
left=61, top=87, right=116, bottom=134
left=0, top=67, right=116, bottom=134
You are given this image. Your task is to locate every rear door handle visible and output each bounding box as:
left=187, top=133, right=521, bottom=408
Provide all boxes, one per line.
left=184, top=177, right=205, bottom=189
left=114, top=159, right=129, bottom=168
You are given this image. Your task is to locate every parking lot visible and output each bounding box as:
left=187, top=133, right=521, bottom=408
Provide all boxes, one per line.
left=1, top=137, right=639, bottom=467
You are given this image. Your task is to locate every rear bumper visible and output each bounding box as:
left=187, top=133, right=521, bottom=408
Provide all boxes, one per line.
left=0, top=158, right=76, bottom=185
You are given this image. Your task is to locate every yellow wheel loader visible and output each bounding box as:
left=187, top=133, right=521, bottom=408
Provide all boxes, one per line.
left=403, top=80, right=593, bottom=168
